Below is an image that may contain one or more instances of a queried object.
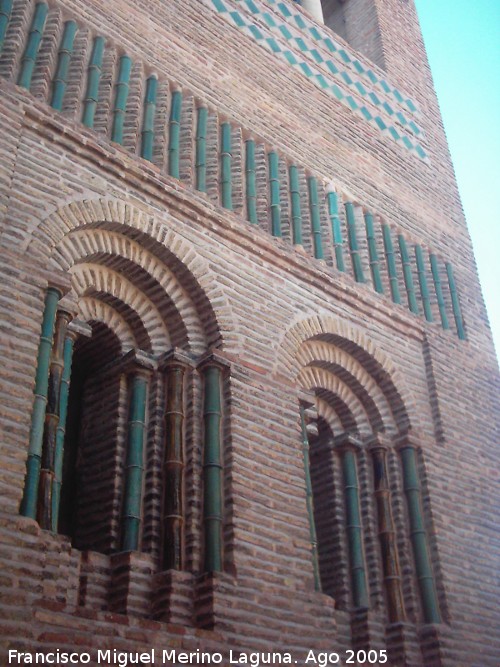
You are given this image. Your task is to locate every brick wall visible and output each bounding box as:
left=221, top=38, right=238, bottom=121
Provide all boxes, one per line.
left=0, top=0, right=498, bottom=665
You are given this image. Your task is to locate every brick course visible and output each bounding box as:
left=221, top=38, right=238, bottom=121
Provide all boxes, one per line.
left=0, top=0, right=499, bottom=665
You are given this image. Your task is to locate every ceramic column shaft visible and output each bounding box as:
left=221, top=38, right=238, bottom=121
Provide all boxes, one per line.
left=50, top=20, right=77, bottom=110
left=370, top=441, right=405, bottom=622
left=17, top=2, right=48, bottom=89
left=121, top=371, right=149, bottom=551
left=202, top=363, right=223, bottom=572
left=162, top=363, right=186, bottom=570
left=51, top=332, right=76, bottom=532
left=299, top=404, right=321, bottom=591
left=20, top=287, right=62, bottom=519
left=37, top=310, right=72, bottom=530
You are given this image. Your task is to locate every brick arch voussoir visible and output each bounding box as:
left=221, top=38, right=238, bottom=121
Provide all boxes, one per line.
left=77, top=297, right=137, bottom=353
left=55, top=230, right=197, bottom=353
left=298, top=341, right=392, bottom=430
left=299, top=366, right=372, bottom=435
left=276, top=313, right=415, bottom=431
left=315, top=397, right=345, bottom=437
left=71, top=263, right=170, bottom=354
left=30, top=197, right=238, bottom=354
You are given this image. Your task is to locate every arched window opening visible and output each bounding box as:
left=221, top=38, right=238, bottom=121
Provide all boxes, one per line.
left=59, top=321, right=125, bottom=553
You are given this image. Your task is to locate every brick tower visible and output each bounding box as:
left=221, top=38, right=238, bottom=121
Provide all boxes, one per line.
left=0, top=0, right=498, bottom=665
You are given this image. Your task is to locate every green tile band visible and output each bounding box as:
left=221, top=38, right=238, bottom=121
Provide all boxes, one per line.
left=51, top=334, right=75, bottom=532
left=299, top=404, right=321, bottom=591
left=82, top=36, right=105, bottom=128
left=399, top=443, right=441, bottom=623
left=0, top=0, right=13, bottom=55
left=168, top=90, right=182, bottom=178
left=111, top=55, right=132, bottom=144
left=308, top=176, right=324, bottom=260
left=415, top=245, right=433, bottom=322
left=268, top=151, right=281, bottom=236
left=398, top=235, right=419, bottom=314
left=364, top=212, right=383, bottom=293
left=289, top=165, right=303, bottom=245
left=382, top=224, right=401, bottom=303
left=220, top=122, right=233, bottom=210
left=445, top=263, right=466, bottom=340
left=345, top=202, right=365, bottom=282
left=430, top=254, right=450, bottom=330
left=327, top=192, right=345, bottom=272
left=195, top=106, right=208, bottom=192
left=121, top=372, right=148, bottom=552
left=202, top=364, right=223, bottom=572
left=50, top=20, right=77, bottom=110
left=140, top=76, right=157, bottom=161
left=245, top=139, right=258, bottom=224
left=17, top=2, right=48, bottom=89
left=20, top=286, right=62, bottom=519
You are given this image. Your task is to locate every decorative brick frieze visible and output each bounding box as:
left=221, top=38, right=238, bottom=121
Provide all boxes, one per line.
left=0, top=0, right=498, bottom=664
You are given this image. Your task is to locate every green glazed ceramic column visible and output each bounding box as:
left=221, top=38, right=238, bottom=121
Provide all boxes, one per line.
left=383, top=224, right=401, bottom=303
left=335, top=432, right=369, bottom=610
left=20, top=286, right=62, bottom=519
left=82, top=36, right=105, bottom=128
left=327, top=191, right=345, bottom=272
left=51, top=329, right=76, bottom=532
left=415, top=245, right=433, bottom=322
left=245, top=139, right=258, bottom=224
left=399, top=235, right=419, bottom=313
left=220, top=122, right=233, bottom=210
left=195, top=106, right=208, bottom=192
left=446, top=263, right=466, bottom=339
left=345, top=202, right=365, bottom=282
left=430, top=254, right=450, bottom=330
left=111, top=55, right=132, bottom=144
left=37, top=310, right=72, bottom=530
left=268, top=151, right=281, bottom=237
left=299, top=403, right=321, bottom=591
left=140, top=75, right=158, bottom=161
left=289, top=166, right=303, bottom=246
left=200, top=358, right=225, bottom=572
left=17, top=2, right=48, bottom=89
left=308, top=176, right=324, bottom=260
left=364, top=212, right=384, bottom=294
left=121, top=369, right=149, bottom=552
left=0, top=0, right=13, bottom=55
left=50, top=20, right=77, bottom=110
left=168, top=90, right=182, bottom=178
left=397, top=430, right=441, bottom=624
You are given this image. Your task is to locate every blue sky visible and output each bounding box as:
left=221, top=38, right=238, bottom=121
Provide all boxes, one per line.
left=414, top=0, right=500, bottom=360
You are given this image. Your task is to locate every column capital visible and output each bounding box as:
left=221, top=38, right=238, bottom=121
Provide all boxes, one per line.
left=333, top=431, right=363, bottom=452
left=196, top=349, right=231, bottom=373
left=394, top=426, right=422, bottom=452
left=298, top=389, right=316, bottom=407
left=46, top=273, right=72, bottom=297
left=366, top=431, right=393, bottom=452
left=67, top=319, right=92, bottom=341
left=105, top=349, right=157, bottom=378
left=159, top=347, right=196, bottom=370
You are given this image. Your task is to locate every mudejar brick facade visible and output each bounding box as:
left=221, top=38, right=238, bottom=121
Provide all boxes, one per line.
left=0, top=0, right=498, bottom=665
